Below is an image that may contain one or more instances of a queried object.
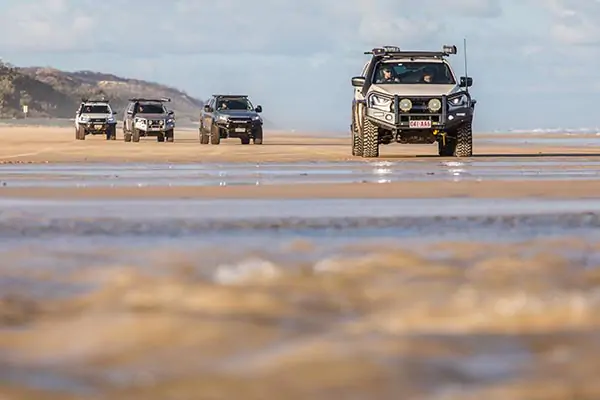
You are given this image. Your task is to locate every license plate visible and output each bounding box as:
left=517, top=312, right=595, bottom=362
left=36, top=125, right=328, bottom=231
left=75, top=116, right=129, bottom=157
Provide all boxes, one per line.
left=409, top=120, right=431, bottom=128
left=235, top=127, right=246, bottom=133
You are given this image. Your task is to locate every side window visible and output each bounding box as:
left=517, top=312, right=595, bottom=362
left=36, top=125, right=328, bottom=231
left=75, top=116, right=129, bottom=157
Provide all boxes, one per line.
left=361, top=61, right=370, bottom=77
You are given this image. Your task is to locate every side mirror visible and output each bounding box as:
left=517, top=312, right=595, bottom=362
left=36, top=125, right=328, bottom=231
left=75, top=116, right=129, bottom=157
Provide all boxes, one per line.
left=112, top=110, right=117, bottom=115
left=351, top=76, right=366, bottom=87
left=460, top=76, right=473, bottom=87
left=168, top=110, right=174, bottom=116
left=255, top=105, right=262, bottom=113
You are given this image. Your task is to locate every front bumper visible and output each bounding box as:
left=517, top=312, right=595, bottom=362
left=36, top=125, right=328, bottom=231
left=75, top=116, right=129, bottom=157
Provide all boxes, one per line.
left=83, top=120, right=116, bottom=132
left=135, top=120, right=175, bottom=132
left=216, top=118, right=261, bottom=136
left=365, top=94, right=472, bottom=131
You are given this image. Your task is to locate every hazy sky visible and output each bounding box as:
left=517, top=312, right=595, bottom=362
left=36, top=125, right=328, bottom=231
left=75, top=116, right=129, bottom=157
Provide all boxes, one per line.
left=1, top=0, right=599, bottom=132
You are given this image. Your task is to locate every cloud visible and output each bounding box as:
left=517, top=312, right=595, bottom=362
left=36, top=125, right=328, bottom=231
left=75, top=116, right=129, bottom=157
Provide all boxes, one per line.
left=1, top=0, right=600, bottom=131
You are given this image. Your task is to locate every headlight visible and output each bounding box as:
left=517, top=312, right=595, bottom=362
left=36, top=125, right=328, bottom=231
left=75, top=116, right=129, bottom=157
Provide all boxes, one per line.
left=136, top=118, right=146, bottom=124
left=107, top=116, right=115, bottom=122
left=253, top=115, right=262, bottom=121
left=448, top=94, right=468, bottom=108
left=79, top=116, right=89, bottom=122
left=427, top=98, right=442, bottom=112
left=218, top=115, right=228, bottom=121
left=369, top=94, right=392, bottom=111
left=399, top=98, right=412, bottom=112
left=167, top=118, right=174, bottom=124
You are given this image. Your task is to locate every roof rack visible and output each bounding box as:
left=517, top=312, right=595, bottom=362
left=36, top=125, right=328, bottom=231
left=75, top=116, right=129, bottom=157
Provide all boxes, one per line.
left=364, top=45, right=457, bottom=58
left=81, top=97, right=109, bottom=103
left=213, top=94, right=249, bottom=98
left=128, top=97, right=171, bottom=103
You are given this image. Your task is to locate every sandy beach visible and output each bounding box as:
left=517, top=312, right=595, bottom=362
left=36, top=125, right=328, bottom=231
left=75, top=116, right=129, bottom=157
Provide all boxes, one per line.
left=1, top=125, right=600, bottom=399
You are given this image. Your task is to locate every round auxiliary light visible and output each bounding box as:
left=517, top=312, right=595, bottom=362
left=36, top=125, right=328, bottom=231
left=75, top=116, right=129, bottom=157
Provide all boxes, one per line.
left=428, top=98, right=442, bottom=112
left=399, top=98, right=412, bottom=112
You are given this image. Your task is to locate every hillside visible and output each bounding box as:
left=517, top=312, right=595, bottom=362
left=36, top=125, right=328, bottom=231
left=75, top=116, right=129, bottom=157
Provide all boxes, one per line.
left=0, top=60, right=204, bottom=122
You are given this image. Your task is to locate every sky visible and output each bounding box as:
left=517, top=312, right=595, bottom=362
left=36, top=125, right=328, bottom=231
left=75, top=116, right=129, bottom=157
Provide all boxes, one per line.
left=1, top=0, right=600, bottom=133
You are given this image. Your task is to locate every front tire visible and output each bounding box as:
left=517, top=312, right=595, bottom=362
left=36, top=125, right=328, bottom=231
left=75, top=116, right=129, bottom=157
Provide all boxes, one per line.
left=132, top=128, right=140, bottom=142
left=210, top=124, right=220, bottom=145
left=200, top=127, right=209, bottom=144
left=362, top=118, right=379, bottom=158
left=106, top=125, right=116, bottom=140
left=351, top=111, right=363, bottom=156
left=165, top=129, right=174, bottom=142
left=253, top=126, right=263, bottom=144
left=454, top=119, right=473, bottom=157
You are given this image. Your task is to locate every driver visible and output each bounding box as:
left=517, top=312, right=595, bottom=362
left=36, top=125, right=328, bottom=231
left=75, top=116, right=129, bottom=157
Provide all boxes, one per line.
left=219, top=101, right=228, bottom=110
left=378, top=66, right=400, bottom=83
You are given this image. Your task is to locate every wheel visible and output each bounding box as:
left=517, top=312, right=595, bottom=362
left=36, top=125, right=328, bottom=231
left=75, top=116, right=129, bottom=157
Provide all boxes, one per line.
left=157, top=132, right=165, bottom=142
left=253, top=126, right=263, bottom=144
left=132, top=128, right=140, bottom=142
left=200, top=128, right=209, bottom=144
left=454, top=119, right=473, bottom=157
left=124, top=131, right=132, bottom=142
left=210, top=124, right=220, bottom=145
left=439, top=119, right=472, bottom=157
left=351, top=110, right=363, bottom=156
left=106, top=125, right=116, bottom=140
left=240, top=135, right=250, bottom=145
left=165, top=129, right=174, bottom=142
left=77, top=127, right=86, bottom=140
left=362, top=118, right=379, bottom=158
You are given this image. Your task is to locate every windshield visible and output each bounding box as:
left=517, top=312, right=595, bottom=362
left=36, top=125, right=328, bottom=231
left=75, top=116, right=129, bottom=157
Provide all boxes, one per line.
left=137, top=103, right=165, bottom=114
left=373, top=61, right=456, bottom=84
left=216, top=98, right=253, bottom=111
left=81, top=105, right=110, bottom=114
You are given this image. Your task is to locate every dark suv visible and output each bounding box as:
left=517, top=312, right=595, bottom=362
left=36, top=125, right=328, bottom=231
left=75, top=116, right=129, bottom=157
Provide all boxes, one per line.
left=199, top=94, right=263, bottom=145
left=122, top=98, right=175, bottom=142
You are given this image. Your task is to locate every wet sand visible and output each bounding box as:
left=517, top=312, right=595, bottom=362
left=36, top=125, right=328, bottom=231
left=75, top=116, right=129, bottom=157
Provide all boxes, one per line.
left=1, top=126, right=600, bottom=399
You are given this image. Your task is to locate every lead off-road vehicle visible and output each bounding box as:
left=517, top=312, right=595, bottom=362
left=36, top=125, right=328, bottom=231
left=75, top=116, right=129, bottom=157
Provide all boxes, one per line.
left=199, top=94, right=263, bottom=145
left=351, top=44, right=476, bottom=158
left=75, top=98, right=118, bottom=140
left=122, top=98, right=175, bottom=142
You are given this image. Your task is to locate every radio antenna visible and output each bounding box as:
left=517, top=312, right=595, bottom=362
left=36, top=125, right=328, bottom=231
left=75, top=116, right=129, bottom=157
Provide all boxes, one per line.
left=463, top=37, right=469, bottom=94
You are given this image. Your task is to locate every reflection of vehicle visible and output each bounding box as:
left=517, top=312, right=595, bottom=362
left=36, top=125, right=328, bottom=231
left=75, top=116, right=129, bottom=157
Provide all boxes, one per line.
left=75, top=99, right=117, bottom=140
left=199, top=94, right=263, bottom=145
left=122, top=98, right=175, bottom=142
left=351, top=44, right=476, bottom=158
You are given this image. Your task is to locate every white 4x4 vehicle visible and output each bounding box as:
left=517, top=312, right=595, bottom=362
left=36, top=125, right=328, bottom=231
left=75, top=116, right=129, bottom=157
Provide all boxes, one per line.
left=351, top=45, right=476, bottom=158
left=75, top=99, right=118, bottom=140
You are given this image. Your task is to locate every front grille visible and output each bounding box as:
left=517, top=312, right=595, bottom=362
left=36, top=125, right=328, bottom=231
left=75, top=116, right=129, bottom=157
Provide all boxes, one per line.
left=229, top=117, right=252, bottom=124
left=90, top=118, right=106, bottom=123
left=149, top=120, right=164, bottom=128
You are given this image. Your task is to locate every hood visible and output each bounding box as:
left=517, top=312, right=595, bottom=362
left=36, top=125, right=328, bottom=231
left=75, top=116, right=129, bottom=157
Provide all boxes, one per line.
left=135, top=113, right=170, bottom=119
left=81, top=113, right=111, bottom=118
left=219, top=110, right=258, bottom=117
left=369, top=84, right=459, bottom=96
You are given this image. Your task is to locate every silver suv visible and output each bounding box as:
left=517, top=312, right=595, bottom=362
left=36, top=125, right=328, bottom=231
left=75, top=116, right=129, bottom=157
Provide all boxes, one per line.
left=122, top=98, right=175, bottom=142
left=75, top=99, right=117, bottom=140
left=351, top=45, right=476, bottom=158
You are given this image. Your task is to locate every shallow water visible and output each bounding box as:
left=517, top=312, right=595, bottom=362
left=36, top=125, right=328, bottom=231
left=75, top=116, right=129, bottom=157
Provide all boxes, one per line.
left=2, top=159, right=600, bottom=187
left=1, top=195, right=600, bottom=399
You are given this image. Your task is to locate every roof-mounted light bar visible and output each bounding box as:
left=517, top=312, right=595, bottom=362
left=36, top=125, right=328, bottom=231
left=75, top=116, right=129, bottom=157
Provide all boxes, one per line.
left=365, top=44, right=458, bottom=57
left=128, top=97, right=171, bottom=103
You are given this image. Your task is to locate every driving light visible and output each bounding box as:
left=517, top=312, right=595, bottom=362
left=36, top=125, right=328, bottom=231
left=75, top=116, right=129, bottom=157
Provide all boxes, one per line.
left=399, top=98, right=412, bottom=112
left=428, top=98, right=442, bottom=112
left=443, top=45, right=457, bottom=54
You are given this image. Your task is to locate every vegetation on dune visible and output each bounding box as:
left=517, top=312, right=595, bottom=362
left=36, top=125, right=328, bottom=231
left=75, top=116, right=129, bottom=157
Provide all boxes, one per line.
left=0, top=60, right=204, bottom=122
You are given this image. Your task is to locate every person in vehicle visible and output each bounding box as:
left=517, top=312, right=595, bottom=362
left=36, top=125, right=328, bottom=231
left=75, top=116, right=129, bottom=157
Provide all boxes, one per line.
left=377, top=66, right=400, bottom=83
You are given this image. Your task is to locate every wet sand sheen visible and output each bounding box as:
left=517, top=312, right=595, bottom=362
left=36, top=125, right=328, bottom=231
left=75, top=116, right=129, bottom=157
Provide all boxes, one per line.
left=1, top=126, right=600, bottom=399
